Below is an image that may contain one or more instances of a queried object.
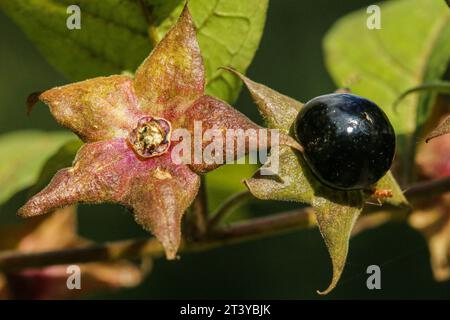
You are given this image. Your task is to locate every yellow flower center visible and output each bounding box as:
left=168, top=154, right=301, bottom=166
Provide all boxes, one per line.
left=129, top=116, right=171, bottom=158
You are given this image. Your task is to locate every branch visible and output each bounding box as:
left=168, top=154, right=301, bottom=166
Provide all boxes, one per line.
left=0, top=207, right=315, bottom=272
left=207, top=190, right=252, bottom=230
left=138, top=0, right=159, bottom=47
left=0, top=238, right=164, bottom=272
left=403, top=176, right=450, bottom=200
left=1, top=176, right=449, bottom=272
left=393, top=81, right=450, bottom=110
left=186, top=176, right=208, bottom=237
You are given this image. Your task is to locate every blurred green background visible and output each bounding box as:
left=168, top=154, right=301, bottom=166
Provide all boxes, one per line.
left=1, top=0, right=449, bottom=299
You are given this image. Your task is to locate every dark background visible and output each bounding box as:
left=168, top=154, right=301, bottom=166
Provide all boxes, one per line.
left=1, top=0, right=449, bottom=299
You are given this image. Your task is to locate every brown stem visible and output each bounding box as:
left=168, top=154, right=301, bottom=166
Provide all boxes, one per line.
left=403, top=176, right=450, bottom=200
left=138, top=0, right=159, bottom=47
left=186, top=176, right=208, bottom=238
left=0, top=207, right=315, bottom=272
left=0, top=238, right=164, bottom=272
left=1, top=176, right=449, bottom=272
left=207, top=190, right=253, bottom=230
left=207, top=207, right=315, bottom=243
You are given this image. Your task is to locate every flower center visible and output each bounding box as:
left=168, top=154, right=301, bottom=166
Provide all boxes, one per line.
left=129, top=116, right=171, bottom=158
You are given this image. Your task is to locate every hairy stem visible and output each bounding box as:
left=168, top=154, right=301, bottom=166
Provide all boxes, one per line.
left=186, top=176, right=209, bottom=238
left=393, top=81, right=450, bottom=109
left=1, top=177, right=449, bottom=271
left=138, top=0, right=159, bottom=47
left=208, top=190, right=253, bottom=230
left=0, top=207, right=315, bottom=272
left=403, top=176, right=450, bottom=200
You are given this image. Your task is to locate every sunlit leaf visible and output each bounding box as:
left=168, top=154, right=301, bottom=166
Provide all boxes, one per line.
left=393, top=81, right=450, bottom=109
left=29, top=139, right=83, bottom=195
left=324, top=0, right=450, bottom=172
left=393, top=81, right=450, bottom=142
left=0, top=0, right=268, bottom=103
left=0, top=130, right=74, bottom=205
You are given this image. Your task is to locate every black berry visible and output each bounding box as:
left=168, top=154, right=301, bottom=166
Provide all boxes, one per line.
left=294, top=93, right=395, bottom=190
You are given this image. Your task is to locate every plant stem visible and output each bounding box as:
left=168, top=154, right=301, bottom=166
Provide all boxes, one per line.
left=0, top=207, right=315, bottom=272
left=1, top=177, right=449, bottom=272
left=0, top=238, right=164, bottom=272
left=393, top=81, right=450, bottom=109
left=138, top=0, right=159, bottom=47
left=206, top=207, right=316, bottom=244
left=208, top=190, right=253, bottom=230
left=403, top=176, right=450, bottom=200
left=186, top=176, right=209, bottom=238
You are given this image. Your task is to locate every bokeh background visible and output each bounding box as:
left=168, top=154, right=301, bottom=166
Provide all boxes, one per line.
left=1, top=0, right=449, bottom=299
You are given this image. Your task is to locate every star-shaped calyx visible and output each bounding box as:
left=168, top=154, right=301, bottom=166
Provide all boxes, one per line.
left=19, top=6, right=299, bottom=260
left=225, top=68, right=409, bottom=294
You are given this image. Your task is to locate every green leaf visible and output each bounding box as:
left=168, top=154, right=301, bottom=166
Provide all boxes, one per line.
left=206, top=162, right=258, bottom=223
left=394, top=81, right=450, bottom=108
left=0, top=130, right=74, bottom=205
left=323, top=0, right=450, bottom=172
left=29, top=139, right=83, bottom=196
left=0, top=0, right=268, bottom=103
left=394, top=81, right=450, bottom=143
left=228, top=70, right=407, bottom=294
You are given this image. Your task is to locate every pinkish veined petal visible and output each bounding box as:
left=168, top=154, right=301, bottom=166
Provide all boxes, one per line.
left=18, top=138, right=200, bottom=259
left=181, top=95, right=300, bottom=173
left=38, top=75, right=143, bottom=142
left=123, top=164, right=200, bottom=259
left=133, top=5, right=205, bottom=120
left=18, top=139, right=135, bottom=216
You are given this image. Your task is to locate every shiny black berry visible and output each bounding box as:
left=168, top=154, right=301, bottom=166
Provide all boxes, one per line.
left=294, top=93, right=395, bottom=190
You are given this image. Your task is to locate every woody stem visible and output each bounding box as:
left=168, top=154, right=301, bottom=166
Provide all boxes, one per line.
left=187, top=175, right=209, bottom=237
left=0, top=177, right=449, bottom=271
left=207, top=190, right=253, bottom=230
left=138, top=0, right=159, bottom=47
left=0, top=207, right=315, bottom=272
